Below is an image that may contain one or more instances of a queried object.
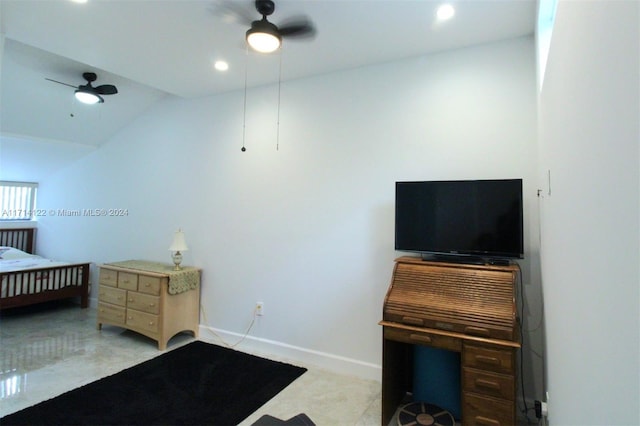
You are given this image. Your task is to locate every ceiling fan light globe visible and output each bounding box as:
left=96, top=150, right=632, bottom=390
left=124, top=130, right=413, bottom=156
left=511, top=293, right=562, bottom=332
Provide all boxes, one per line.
left=246, top=20, right=281, bottom=53
left=247, top=32, right=281, bottom=53
left=75, top=90, right=103, bottom=104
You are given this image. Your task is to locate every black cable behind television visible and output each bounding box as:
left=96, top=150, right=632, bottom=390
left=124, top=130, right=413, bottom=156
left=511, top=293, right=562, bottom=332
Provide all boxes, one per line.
left=395, top=179, right=524, bottom=263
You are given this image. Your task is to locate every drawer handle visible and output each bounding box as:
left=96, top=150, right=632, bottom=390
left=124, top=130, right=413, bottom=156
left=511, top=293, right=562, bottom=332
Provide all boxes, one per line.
left=475, top=355, right=501, bottom=366
left=148, top=303, right=156, bottom=307
left=409, top=333, right=432, bottom=344
left=402, top=316, right=424, bottom=326
left=128, top=316, right=133, bottom=320
left=475, top=378, right=501, bottom=391
left=145, top=283, right=151, bottom=287
left=148, top=321, right=154, bottom=326
left=475, top=416, right=500, bottom=426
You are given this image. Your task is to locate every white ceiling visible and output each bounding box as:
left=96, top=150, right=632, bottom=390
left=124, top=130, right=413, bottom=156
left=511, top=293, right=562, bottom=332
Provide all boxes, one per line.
left=0, top=0, right=536, bottom=150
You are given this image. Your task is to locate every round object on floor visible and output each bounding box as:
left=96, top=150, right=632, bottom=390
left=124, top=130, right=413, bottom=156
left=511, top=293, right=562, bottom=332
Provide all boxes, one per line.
left=396, top=402, right=455, bottom=426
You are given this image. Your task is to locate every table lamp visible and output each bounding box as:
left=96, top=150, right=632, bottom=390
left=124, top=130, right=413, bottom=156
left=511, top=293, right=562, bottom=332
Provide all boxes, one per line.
left=169, top=229, right=188, bottom=270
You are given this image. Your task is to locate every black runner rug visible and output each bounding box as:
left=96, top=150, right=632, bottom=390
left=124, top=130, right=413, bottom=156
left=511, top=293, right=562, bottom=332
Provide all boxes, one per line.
left=2, top=340, right=307, bottom=425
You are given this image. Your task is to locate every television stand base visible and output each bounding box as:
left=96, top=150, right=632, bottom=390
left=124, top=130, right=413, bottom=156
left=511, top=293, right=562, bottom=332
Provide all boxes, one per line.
left=420, top=253, right=513, bottom=266
left=420, top=253, right=484, bottom=265
left=487, top=258, right=512, bottom=266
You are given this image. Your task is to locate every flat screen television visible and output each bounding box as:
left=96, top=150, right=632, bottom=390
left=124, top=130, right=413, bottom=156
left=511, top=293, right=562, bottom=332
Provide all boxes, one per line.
left=395, top=179, right=524, bottom=262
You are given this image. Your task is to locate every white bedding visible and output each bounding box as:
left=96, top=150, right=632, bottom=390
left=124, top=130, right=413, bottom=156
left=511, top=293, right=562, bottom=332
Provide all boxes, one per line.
left=1, top=247, right=75, bottom=298
left=0, top=256, right=69, bottom=273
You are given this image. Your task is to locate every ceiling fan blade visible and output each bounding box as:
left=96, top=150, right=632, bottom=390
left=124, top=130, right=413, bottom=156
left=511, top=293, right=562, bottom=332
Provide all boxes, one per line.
left=45, top=78, right=78, bottom=89
left=95, top=84, right=118, bottom=95
left=278, top=17, right=315, bottom=38
left=209, top=0, right=253, bottom=25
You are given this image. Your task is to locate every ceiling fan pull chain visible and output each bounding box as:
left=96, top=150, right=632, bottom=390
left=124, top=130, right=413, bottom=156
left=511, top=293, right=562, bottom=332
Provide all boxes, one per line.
left=69, top=95, right=76, bottom=118
left=276, top=50, right=282, bottom=151
left=241, top=46, right=249, bottom=152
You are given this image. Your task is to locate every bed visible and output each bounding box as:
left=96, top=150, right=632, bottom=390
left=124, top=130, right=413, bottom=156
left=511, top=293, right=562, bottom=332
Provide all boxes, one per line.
left=0, top=228, right=90, bottom=310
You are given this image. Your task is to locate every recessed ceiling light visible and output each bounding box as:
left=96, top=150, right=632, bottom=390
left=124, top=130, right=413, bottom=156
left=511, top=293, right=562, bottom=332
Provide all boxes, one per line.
left=70, top=0, right=88, bottom=4
left=214, top=61, right=229, bottom=71
left=437, top=4, right=455, bottom=21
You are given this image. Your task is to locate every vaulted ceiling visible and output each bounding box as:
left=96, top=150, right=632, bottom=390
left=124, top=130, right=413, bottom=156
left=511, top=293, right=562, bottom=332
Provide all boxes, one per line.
left=0, top=0, right=536, bottom=149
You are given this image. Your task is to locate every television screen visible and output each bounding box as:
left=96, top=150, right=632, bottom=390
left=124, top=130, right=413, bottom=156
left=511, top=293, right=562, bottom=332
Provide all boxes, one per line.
left=395, top=179, right=524, bottom=261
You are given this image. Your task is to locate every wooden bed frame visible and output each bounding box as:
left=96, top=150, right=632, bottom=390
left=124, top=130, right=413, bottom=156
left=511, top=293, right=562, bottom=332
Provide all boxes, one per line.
left=0, top=228, right=90, bottom=310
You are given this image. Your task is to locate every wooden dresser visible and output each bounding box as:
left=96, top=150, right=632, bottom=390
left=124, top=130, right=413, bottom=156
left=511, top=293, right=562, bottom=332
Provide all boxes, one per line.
left=380, top=257, right=520, bottom=425
left=97, top=260, right=200, bottom=350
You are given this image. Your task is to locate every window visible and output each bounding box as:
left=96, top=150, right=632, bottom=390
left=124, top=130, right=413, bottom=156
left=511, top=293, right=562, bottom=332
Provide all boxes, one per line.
left=0, top=181, right=38, bottom=220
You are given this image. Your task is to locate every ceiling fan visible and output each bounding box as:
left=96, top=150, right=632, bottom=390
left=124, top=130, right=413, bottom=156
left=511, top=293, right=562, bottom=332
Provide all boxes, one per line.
left=46, top=72, right=118, bottom=105
left=219, top=0, right=316, bottom=53
left=213, top=0, right=316, bottom=152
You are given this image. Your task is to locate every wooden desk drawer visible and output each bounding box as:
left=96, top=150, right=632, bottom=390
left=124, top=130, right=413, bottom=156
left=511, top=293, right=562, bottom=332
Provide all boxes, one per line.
left=384, top=327, right=462, bottom=352
left=99, top=268, right=118, bottom=287
left=126, top=309, right=159, bottom=334
left=127, top=292, right=160, bottom=314
left=118, top=272, right=138, bottom=291
left=98, top=302, right=125, bottom=325
left=99, top=286, right=126, bottom=306
left=138, top=275, right=161, bottom=295
left=463, top=393, right=514, bottom=426
left=463, top=368, right=514, bottom=400
left=463, top=344, right=514, bottom=374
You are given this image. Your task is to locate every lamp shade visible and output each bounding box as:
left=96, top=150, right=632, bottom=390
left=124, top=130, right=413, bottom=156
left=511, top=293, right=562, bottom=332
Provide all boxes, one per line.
left=246, top=19, right=281, bottom=53
left=169, top=229, right=189, bottom=252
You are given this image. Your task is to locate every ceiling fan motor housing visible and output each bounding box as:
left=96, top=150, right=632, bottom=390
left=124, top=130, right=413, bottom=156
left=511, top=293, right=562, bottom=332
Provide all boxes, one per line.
left=248, top=18, right=280, bottom=37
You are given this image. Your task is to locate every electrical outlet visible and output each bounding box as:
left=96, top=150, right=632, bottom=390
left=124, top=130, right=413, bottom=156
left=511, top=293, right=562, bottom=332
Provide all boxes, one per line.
left=256, top=301, right=264, bottom=316
left=535, top=400, right=548, bottom=419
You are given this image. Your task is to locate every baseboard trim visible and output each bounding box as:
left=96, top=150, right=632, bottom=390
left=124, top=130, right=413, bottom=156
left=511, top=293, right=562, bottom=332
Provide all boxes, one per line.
left=199, top=324, right=381, bottom=382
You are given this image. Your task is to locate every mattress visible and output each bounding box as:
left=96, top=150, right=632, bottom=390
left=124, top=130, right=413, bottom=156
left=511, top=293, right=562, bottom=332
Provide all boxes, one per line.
left=1, top=247, right=76, bottom=298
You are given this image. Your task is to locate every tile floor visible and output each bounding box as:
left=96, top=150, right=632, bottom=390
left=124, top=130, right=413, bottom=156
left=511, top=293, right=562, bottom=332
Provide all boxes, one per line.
left=0, top=300, right=382, bottom=425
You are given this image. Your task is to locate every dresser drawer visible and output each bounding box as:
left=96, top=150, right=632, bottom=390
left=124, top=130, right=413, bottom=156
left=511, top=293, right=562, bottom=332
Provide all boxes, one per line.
left=126, top=309, right=159, bottom=334
left=463, top=393, right=514, bottom=426
left=98, top=302, right=125, bottom=325
left=127, top=292, right=160, bottom=314
left=99, top=268, right=118, bottom=287
left=463, top=344, right=514, bottom=374
left=118, top=272, right=138, bottom=291
left=463, top=367, right=514, bottom=400
left=138, top=275, right=161, bottom=295
left=99, top=285, right=126, bottom=306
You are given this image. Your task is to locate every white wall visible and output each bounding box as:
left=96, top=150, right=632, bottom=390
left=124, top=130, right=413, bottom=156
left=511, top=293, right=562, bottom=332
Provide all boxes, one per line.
left=538, top=1, right=639, bottom=424
left=0, top=135, right=96, bottom=182
left=36, top=37, right=540, bottom=388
